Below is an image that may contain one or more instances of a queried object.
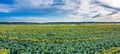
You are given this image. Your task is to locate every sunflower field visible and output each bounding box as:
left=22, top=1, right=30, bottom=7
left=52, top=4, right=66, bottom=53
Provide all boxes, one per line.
left=0, top=24, right=120, bottom=54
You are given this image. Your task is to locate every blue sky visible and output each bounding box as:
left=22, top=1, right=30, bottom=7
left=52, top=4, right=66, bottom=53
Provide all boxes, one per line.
left=0, top=0, right=120, bottom=22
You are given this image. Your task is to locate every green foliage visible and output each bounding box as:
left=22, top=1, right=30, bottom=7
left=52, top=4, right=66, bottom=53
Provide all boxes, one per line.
left=0, top=24, right=120, bottom=54
left=0, top=49, right=10, bottom=54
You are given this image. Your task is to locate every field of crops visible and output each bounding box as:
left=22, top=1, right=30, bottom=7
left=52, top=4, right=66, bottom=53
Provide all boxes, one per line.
left=0, top=24, right=120, bottom=54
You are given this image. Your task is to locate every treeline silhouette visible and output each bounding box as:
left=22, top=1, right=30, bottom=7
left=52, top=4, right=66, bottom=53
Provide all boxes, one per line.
left=0, top=22, right=120, bottom=24
left=0, top=22, right=39, bottom=24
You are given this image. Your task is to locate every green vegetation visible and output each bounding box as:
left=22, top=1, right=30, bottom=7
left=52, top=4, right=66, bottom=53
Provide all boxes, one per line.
left=0, top=49, right=10, bottom=54
left=0, top=24, right=120, bottom=54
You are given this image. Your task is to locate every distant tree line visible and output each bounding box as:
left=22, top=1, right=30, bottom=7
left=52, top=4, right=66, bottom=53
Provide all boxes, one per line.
left=0, top=22, right=120, bottom=24
left=0, top=22, right=39, bottom=24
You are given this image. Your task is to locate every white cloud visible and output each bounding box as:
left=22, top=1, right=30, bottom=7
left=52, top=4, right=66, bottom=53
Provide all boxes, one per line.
left=3, top=17, right=50, bottom=23
left=15, top=0, right=54, bottom=8
left=97, top=0, right=120, bottom=8
left=0, top=4, right=17, bottom=13
left=0, top=0, right=54, bottom=13
left=59, top=0, right=120, bottom=22
left=53, top=0, right=81, bottom=13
